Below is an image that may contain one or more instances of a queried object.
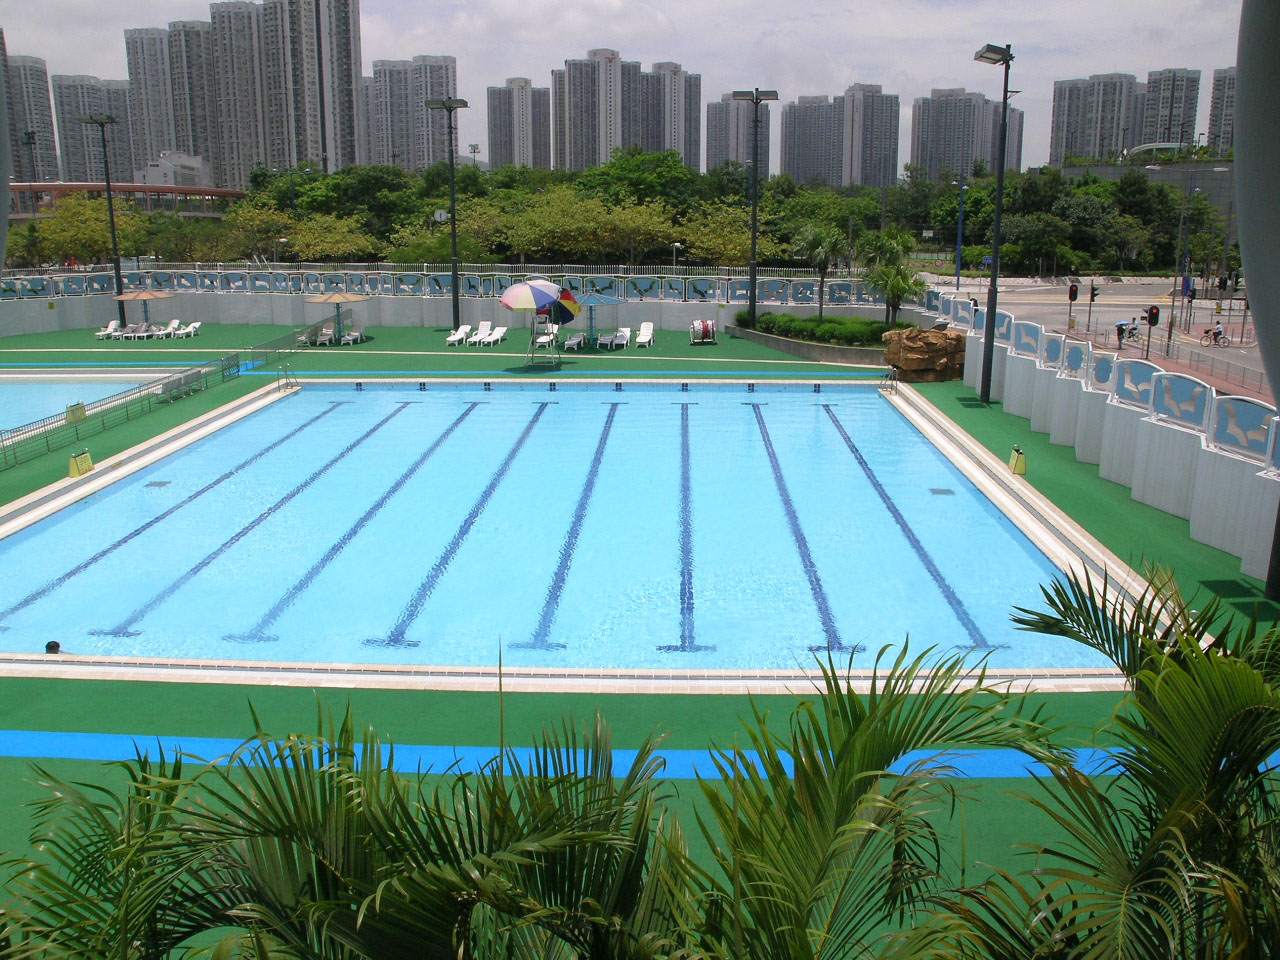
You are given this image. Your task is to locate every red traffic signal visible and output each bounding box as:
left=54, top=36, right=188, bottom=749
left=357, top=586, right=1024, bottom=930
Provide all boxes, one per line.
left=1068, top=283, right=1079, bottom=302
left=1090, top=284, right=1099, bottom=302
left=1147, top=305, right=1160, bottom=326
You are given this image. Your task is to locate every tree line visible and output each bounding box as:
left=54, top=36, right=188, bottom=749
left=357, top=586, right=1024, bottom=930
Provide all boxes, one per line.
left=5, top=149, right=1234, bottom=278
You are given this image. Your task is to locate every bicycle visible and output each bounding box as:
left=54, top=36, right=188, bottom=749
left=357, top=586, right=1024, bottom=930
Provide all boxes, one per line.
left=1200, top=329, right=1233, bottom=347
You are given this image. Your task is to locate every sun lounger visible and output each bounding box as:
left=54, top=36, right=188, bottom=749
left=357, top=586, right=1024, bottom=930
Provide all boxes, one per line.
left=445, top=324, right=472, bottom=346
left=601, top=327, right=631, bottom=350
left=479, top=325, right=507, bottom=346
left=636, top=321, right=655, bottom=348
left=340, top=325, right=366, bottom=345
left=315, top=323, right=336, bottom=346
left=115, top=322, right=142, bottom=340
left=95, top=320, right=123, bottom=340
left=467, top=321, right=493, bottom=345
left=564, top=332, right=586, bottom=351
left=174, top=321, right=201, bottom=338
left=151, top=319, right=181, bottom=339
left=122, top=322, right=153, bottom=341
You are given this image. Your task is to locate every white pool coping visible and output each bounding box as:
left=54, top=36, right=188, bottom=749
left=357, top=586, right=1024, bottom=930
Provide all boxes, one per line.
left=0, top=377, right=1133, bottom=694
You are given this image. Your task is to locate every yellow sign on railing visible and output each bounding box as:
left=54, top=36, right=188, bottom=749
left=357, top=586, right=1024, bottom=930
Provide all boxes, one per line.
left=65, top=402, right=87, bottom=424
left=69, top=450, right=94, bottom=478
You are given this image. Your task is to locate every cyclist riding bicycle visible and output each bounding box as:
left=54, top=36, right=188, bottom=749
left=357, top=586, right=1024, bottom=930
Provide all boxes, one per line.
left=1214, top=321, right=1224, bottom=344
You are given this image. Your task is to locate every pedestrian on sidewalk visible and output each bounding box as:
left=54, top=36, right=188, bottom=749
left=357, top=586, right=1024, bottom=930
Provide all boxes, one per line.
left=1116, top=318, right=1128, bottom=348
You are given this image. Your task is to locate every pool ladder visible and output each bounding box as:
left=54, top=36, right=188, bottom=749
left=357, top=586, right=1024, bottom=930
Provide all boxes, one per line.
left=878, top=365, right=899, bottom=393
left=276, top=364, right=300, bottom=392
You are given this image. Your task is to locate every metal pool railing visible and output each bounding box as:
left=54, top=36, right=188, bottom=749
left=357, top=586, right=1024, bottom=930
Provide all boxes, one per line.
left=0, top=354, right=242, bottom=471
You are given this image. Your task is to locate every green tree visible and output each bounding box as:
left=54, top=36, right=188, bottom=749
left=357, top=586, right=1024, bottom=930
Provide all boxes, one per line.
left=290, top=213, right=383, bottom=262
left=681, top=203, right=781, bottom=266
left=576, top=147, right=700, bottom=213
left=34, top=194, right=146, bottom=265
left=218, top=199, right=297, bottom=260
left=5, top=222, right=43, bottom=268
left=855, top=225, right=913, bottom=269
left=790, top=223, right=847, bottom=321
left=598, top=200, right=675, bottom=264
left=865, top=262, right=928, bottom=322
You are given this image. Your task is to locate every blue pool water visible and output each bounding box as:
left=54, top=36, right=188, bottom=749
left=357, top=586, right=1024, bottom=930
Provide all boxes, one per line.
left=1, top=379, right=143, bottom=431
left=0, top=383, right=1104, bottom=670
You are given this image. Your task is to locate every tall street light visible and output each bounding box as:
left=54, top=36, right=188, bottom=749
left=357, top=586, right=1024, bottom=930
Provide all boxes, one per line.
left=21, top=131, right=37, bottom=214
left=672, top=241, right=682, bottom=269
left=952, top=179, right=968, bottom=291
left=80, top=114, right=126, bottom=331
left=1147, top=163, right=1229, bottom=332
left=468, top=143, right=479, bottom=166
left=426, top=97, right=469, bottom=331
left=732, top=88, right=778, bottom=326
left=974, top=43, right=1013, bottom=405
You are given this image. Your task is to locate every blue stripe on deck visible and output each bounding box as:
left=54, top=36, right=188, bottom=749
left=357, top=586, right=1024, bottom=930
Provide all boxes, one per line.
left=821, top=405, right=989, bottom=649
left=749, top=403, right=846, bottom=654
left=228, top=403, right=481, bottom=642
left=0, top=729, right=1122, bottom=780
left=368, top=402, right=549, bottom=647
left=519, top=403, right=620, bottom=650
left=0, top=403, right=347, bottom=629
left=91, top=403, right=412, bottom=639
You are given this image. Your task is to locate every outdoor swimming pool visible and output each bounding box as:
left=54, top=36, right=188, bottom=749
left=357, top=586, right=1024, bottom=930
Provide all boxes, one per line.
left=0, top=383, right=1105, bottom=671
left=1, top=378, right=143, bottom=431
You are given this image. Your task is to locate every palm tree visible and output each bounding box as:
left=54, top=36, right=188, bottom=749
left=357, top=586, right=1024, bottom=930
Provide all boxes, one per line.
left=865, top=262, right=927, bottom=324
left=692, top=647, right=1061, bottom=960
left=790, top=224, right=846, bottom=322
left=854, top=226, right=913, bottom=269
left=950, top=570, right=1280, bottom=960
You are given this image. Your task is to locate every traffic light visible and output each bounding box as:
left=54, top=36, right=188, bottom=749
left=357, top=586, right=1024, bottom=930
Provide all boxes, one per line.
left=1147, top=305, right=1160, bottom=326
left=1188, top=285, right=1197, bottom=301
left=1219, top=276, right=1228, bottom=290
left=1090, top=283, right=1099, bottom=302
left=1068, top=283, right=1079, bottom=302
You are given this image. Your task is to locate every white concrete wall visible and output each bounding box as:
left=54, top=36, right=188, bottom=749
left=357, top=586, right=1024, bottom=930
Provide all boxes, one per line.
left=1130, top=417, right=1204, bottom=518
left=1099, top=401, right=1149, bottom=487
left=1048, top=376, right=1083, bottom=446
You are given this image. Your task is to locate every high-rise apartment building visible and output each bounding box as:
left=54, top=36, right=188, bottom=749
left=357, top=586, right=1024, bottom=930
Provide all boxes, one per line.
left=167, top=21, right=217, bottom=176
left=8, top=55, right=58, bottom=181
left=209, top=1, right=265, bottom=189
left=840, top=83, right=899, bottom=188
left=910, top=87, right=1022, bottom=181
left=125, top=28, right=175, bottom=173
left=366, top=55, right=456, bottom=170
left=51, top=75, right=133, bottom=183
left=1208, top=67, right=1236, bottom=155
left=487, top=77, right=550, bottom=170
left=705, top=92, right=771, bottom=180
left=1140, top=68, right=1199, bottom=146
left=1, top=27, right=14, bottom=184
left=644, top=62, right=700, bottom=170
left=553, top=48, right=642, bottom=171
left=781, top=95, right=841, bottom=185
left=1049, top=73, right=1141, bottom=165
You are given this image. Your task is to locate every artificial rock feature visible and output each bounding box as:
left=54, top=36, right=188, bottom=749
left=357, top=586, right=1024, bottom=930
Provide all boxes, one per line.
left=882, top=328, right=966, bottom=382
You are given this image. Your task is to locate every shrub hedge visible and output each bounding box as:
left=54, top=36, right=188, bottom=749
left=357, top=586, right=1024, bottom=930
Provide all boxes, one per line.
left=733, top=310, right=895, bottom=347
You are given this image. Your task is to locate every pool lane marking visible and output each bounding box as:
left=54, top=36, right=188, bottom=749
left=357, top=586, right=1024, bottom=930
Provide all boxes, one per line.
left=0, top=728, right=1116, bottom=781
left=91, top=403, right=413, bottom=639
left=660, top=403, right=712, bottom=652
left=748, top=403, right=848, bottom=654
left=368, top=402, right=550, bottom=648
left=236, top=369, right=883, bottom=378
left=516, top=403, right=621, bottom=650
left=820, top=405, right=990, bottom=650
left=226, top=403, right=482, bottom=643
left=0, top=402, right=349, bottom=632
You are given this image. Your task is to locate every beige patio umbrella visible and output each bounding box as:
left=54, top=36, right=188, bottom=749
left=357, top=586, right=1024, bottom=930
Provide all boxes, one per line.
left=305, top=291, right=370, bottom=340
left=114, top=290, right=176, bottom=327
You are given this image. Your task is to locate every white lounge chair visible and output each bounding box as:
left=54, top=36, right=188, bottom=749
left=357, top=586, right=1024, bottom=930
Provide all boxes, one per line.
left=445, top=324, right=472, bottom=346
left=635, top=321, right=655, bottom=348
left=95, top=320, right=123, bottom=340
left=341, top=325, right=366, bottom=345
left=601, top=327, right=631, bottom=350
left=152, top=319, right=181, bottom=339
left=479, top=325, right=507, bottom=346
left=467, top=321, right=493, bottom=345
left=122, top=322, right=153, bottom=341
left=564, top=332, right=586, bottom=351
left=174, top=320, right=201, bottom=339
left=315, top=323, right=336, bottom=346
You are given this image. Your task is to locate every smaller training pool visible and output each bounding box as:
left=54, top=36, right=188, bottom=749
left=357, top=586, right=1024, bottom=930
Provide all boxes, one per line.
left=0, top=378, right=143, bottom=432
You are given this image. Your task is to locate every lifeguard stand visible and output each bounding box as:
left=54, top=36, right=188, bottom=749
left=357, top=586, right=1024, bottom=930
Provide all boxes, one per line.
left=525, top=315, right=561, bottom=368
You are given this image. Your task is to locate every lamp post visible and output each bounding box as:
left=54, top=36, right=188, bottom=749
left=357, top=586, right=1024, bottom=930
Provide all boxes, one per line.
left=80, top=114, right=126, bottom=331
left=1147, top=164, right=1229, bottom=333
left=731, top=88, right=778, bottom=327
left=952, top=179, right=968, bottom=291
left=468, top=143, right=479, bottom=166
left=974, top=43, right=1013, bottom=405
left=672, top=241, right=682, bottom=269
left=426, top=97, right=469, bottom=332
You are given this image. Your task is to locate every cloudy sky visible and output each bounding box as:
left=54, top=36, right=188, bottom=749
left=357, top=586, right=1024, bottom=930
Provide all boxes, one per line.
left=2, top=0, right=1242, bottom=173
